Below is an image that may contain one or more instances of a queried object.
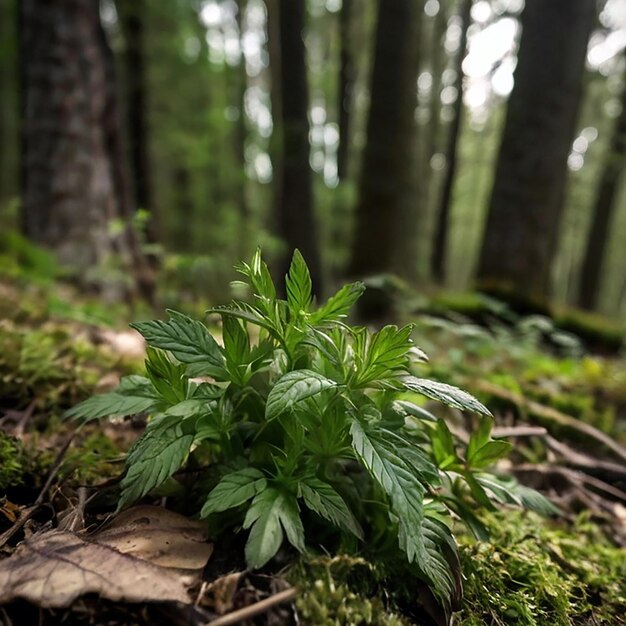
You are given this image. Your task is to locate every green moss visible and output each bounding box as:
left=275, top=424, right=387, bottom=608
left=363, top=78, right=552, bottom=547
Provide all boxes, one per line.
left=287, top=555, right=411, bottom=626
left=458, top=511, right=626, bottom=626
left=60, top=429, right=125, bottom=484
left=0, top=318, right=140, bottom=411
left=0, top=431, right=30, bottom=490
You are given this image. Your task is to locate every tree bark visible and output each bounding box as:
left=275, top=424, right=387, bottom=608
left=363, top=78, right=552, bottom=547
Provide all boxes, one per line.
left=271, top=0, right=322, bottom=293
left=0, top=0, right=18, bottom=208
left=19, top=0, right=154, bottom=300
left=476, top=0, right=596, bottom=302
left=118, top=0, right=157, bottom=245
left=336, top=0, right=355, bottom=181
left=348, top=0, right=422, bottom=282
left=577, top=54, right=626, bottom=310
left=431, top=0, right=472, bottom=284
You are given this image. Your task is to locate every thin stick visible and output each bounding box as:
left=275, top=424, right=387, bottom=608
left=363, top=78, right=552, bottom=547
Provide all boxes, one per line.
left=206, top=587, right=297, bottom=626
left=0, top=434, right=74, bottom=548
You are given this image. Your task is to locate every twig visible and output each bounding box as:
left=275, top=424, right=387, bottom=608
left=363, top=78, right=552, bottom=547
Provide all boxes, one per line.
left=206, top=587, right=297, bottom=626
left=0, top=434, right=74, bottom=549
left=514, top=463, right=626, bottom=504
left=472, top=379, right=626, bottom=464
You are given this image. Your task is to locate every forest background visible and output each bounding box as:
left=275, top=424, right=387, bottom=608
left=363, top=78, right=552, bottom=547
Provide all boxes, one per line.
left=2, top=0, right=626, bottom=317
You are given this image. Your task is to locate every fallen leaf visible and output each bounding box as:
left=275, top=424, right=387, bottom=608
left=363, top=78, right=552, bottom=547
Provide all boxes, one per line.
left=0, top=506, right=212, bottom=608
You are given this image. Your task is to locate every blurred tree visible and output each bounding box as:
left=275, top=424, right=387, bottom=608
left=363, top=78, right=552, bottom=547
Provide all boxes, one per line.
left=19, top=0, right=154, bottom=300
left=578, top=51, right=626, bottom=311
left=476, top=0, right=596, bottom=303
left=118, top=0, right=158, bottom=245
left=431, top=0, right=472, bottom=284
left=337, top=0, right=355, bottom=182
left=270, top=0, right=322, bottom=292
left=422, top=0, right=448, bottom=215
left=349, top=0, right=422, bottom=283
left=0, top=0, right=18, bottom=211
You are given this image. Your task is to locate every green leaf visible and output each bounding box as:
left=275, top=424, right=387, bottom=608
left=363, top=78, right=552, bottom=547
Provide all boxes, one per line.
left=265, top=370, right=337, bottom=420
left=235, top=249, right=276, bottom=305
left=221, top=316, right=250, bottom=364
left=145, top=347, right=188, bottom=404
left=119, top=423, right=194, bottom=509
left=429, top=419, right=458, bottom=469
left=300, top=476, right=363, bottom=539
left=286, top=249, right=312, bottom=315
left=401, top=376, right=492, bottom=416
left=353, top=324, right=415, bottom=386
left=467, top=440, right=512, bottom=469
left=466, top=416, right=511, bottom=468
left=392, top=400, right=438, bottom=423
left=350, top=420, right=454, bottom=603
left=201, top=467, right=267, bottom=517
left=130, top=310, right=225, bottom=378
left=467, top=414, right=493, bottom=459
left=475, top=474, right=560, bottom=516
left=243, top=488, right=305, bottom=568
left=208, top=303, right=281, bottom=343
left=309, top=281, right=365, bottom=324
left=64, top=375, right=160, bottom=422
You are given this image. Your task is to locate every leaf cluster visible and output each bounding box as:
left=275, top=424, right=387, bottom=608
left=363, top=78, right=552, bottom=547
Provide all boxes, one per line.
left=66, top=249, right=556, bottom=608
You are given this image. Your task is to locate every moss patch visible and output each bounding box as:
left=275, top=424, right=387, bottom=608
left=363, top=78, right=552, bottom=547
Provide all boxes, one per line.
left=459, top=511, right=626, bottom=626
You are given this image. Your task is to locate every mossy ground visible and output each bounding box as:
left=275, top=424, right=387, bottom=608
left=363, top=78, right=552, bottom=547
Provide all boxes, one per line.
left=288, top=511, right=626, bottom=625
left=1, top=274, right=625, bottom=625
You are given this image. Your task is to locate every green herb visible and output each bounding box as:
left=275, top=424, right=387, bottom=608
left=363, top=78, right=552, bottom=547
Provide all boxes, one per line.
left=66, top=249, right=555, bottom=608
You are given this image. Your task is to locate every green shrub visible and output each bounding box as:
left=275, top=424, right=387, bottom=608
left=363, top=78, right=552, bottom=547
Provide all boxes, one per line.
left=67, top=250, right=556, bottom=610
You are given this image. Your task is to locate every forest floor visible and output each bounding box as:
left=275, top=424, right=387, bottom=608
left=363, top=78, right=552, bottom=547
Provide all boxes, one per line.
left=0, top=272, right=625, bottom=626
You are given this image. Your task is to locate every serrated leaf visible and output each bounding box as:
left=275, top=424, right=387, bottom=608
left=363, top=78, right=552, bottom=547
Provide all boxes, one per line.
left=265, top=370, right=337, bottom=420
left=64, top=376, right=161, bottom=423
left=221, top=316, right=250, bottom=364
left=119, top=424, right=193, bottom=509
left=243, top=488, right=305, bottom=568
left=201, top=467, right=267, bottom=517
left=309, top=281, right=365, bottom=324
left=235, top=249, right=276, bottom=305
left=353, top=324, right=415, bottom=386
left=286, top=249, right=312, bottom=315
left=208, top=304, right=280, bottom=342
left=401, top=376, right=492, bottom=416
left=350, top=420, right=454, bottom=603
left=130, top=310, right=225, bottom=378
left=300, top=477, right=363, bottom=539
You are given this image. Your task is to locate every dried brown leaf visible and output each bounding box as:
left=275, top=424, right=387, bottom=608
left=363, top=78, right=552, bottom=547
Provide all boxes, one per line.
left=0, top=506, right=212, bottom=608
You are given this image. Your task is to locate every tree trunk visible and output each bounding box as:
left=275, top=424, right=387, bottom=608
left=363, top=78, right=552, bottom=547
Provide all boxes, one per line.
left=118, top=0, right=157, bottom=245
left=271, top=0, right=322, bottom=293
left=349, top=0, right=422, bottom=282
left=234, top=0, right=249, bottom=254
left=0, top=0, right=18, bottom=209
left=476, top=0, right=596, bottom=302
left=337, top=0, right=355, bottom=181
left=19, top=0, right=154, bottom=301
left=431, top=0, right=472, bottom=284
left=422, top=0, right=447, bottom=213
left=578, top=54, right=626, bottom=311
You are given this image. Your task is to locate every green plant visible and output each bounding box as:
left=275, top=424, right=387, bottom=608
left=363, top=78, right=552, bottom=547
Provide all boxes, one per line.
left=66, top=250, right=555, bottom=609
